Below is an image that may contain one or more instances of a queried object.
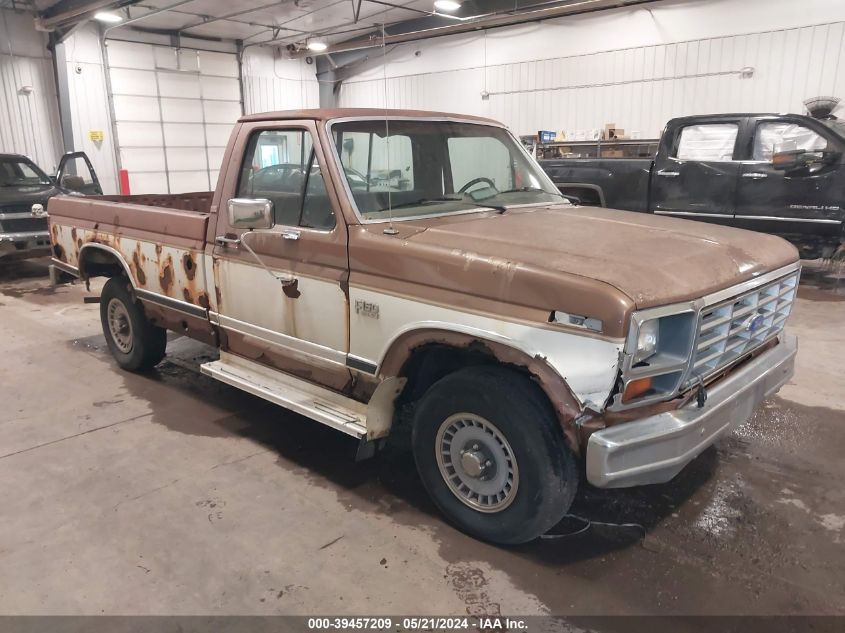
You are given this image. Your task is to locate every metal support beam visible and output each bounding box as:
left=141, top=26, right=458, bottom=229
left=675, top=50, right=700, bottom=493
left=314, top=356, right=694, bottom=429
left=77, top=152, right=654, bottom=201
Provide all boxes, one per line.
left=50, top=34, right=75, bottom=155
left=291, top=0, right=660, bottom=57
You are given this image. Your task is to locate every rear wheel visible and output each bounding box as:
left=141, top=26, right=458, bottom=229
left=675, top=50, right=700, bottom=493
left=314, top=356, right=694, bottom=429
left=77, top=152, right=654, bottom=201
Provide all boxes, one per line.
left=100, top=276, right=166, bottom=372
left=412, top=365, right=578, bottom=544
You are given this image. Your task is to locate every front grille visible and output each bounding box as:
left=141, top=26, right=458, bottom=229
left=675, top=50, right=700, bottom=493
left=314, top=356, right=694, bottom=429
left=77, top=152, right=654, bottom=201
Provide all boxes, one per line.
left=0, top=204, right=33, bottom=214
left=691, top=271, right=799, bottom=380
left=0, top=216, right=48, bottom=233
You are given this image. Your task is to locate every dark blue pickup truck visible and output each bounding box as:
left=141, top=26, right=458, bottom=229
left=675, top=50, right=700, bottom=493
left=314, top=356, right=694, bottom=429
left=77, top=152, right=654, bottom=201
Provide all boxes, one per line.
left=541, top=113, right=845, bottom=259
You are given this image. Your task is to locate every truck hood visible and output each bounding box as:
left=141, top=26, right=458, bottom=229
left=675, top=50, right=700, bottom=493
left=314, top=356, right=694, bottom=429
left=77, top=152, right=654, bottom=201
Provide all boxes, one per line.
left=404, top=204, right=799, bottom=308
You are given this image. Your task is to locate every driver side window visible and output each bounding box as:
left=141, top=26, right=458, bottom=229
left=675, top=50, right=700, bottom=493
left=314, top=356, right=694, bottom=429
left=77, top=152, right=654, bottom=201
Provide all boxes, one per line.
left=237, top=129, right=314, bottom=226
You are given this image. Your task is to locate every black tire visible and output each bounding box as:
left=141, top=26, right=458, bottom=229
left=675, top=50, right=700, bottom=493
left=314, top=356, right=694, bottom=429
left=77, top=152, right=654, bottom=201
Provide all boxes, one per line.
left=99, top=276, right=166, bottom=372
left=412, top=365, right=578, bottom=544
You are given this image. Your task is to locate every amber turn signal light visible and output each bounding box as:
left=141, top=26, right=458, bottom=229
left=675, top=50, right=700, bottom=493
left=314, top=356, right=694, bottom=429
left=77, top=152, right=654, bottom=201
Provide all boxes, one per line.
left=623, top=377, right=653, bottom=402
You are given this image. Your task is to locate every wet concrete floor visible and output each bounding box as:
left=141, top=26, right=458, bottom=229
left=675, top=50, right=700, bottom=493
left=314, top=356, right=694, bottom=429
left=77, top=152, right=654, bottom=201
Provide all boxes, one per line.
left=0, top=258, right=843, bottom=616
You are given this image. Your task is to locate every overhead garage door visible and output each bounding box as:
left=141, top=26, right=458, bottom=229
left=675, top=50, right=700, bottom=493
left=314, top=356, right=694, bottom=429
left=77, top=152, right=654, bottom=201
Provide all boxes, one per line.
left=105, top=41, right=242, bottom=194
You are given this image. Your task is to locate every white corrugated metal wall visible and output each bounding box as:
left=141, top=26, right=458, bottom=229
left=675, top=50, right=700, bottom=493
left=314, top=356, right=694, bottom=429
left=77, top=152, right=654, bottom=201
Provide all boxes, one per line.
left=61, top=25, right=119, bottom=195
left=242, top=48, right=319, bottom=114
left=0, top=9, right=63, bottom=171
left=338, top=0, right=845, bottom=138
left=105, top=40, right=242, bottom=194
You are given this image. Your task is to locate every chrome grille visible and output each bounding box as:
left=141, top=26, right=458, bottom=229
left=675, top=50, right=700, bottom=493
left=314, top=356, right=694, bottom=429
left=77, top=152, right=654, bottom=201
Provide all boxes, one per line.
left=691, top=271, right=798, bottom=380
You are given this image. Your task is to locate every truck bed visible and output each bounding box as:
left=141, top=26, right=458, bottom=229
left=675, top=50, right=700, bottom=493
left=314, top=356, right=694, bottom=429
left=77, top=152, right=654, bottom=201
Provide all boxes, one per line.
left=48, top=193, right=212, bottom=329
left=540, top=158, right=652, bottom=212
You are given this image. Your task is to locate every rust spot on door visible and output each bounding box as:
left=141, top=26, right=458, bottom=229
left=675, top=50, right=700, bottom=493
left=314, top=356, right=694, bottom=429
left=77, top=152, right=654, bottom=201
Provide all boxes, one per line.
left=197, top=291, right=210, bottom=309
left=182, top=287, right=193, bottom=303
left=70, top=227, right=77, bottom=242
left=159, top=255, right=174, bottom=294
left=182, top=252, right=197, bottom=280
left=132, top=246, right=147, bottom=286
left=53, top=243, right=65, bottom=262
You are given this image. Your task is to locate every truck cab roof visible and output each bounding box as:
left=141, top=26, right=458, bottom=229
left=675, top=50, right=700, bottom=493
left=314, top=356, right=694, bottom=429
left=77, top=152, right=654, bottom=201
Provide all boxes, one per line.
left=239, top=108, right=502, bottom=126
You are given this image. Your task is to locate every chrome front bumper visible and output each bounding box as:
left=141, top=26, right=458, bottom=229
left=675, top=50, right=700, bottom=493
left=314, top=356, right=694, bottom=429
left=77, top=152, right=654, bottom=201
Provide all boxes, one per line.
left=586, top=333, right=797, bottom=488
left=0, top=231, right=51, bottom=259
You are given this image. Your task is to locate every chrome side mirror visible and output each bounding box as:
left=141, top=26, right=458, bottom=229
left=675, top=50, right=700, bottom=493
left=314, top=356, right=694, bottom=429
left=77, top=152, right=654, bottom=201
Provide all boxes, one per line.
left=227, top=198, right=274, bottom=230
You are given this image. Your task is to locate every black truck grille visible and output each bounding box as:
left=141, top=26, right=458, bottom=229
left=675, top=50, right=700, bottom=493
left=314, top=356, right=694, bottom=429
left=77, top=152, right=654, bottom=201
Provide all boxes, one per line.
left=0, top=216, right=48, bottom=233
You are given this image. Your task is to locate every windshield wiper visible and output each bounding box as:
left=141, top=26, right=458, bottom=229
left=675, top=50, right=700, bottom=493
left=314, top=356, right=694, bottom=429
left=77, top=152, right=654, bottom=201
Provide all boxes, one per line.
left=383, top=196, right=507, bottom=214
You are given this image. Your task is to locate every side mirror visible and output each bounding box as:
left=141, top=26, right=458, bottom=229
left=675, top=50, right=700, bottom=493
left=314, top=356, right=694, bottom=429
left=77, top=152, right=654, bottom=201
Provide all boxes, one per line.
left=227, top=198, right=274, bottom=230
left=772, top=150, right=804, bottom=171
left=772, top=149, right=840, bottom=172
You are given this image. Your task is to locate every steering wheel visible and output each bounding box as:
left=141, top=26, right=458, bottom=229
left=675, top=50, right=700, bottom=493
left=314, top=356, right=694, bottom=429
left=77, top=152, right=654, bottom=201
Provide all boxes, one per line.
left=458, top=177, right=497, bottom=194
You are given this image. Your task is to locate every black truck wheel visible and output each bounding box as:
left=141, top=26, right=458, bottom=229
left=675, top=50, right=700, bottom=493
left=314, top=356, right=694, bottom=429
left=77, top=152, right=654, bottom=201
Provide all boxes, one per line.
left=99, top=276, right=166, bottom=372
left=412, top=365, right=578, bottom=544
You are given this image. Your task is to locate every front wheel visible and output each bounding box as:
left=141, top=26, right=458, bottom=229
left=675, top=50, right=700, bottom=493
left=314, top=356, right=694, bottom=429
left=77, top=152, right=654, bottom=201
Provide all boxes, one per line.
left=99, top=276, right=167, bottom=372
left=412, top=366, right=578, bottom=544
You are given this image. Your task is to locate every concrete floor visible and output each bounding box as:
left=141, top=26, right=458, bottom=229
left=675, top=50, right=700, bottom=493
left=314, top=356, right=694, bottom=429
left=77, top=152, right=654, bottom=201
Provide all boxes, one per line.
left=0, top=257, right=844, bottom=616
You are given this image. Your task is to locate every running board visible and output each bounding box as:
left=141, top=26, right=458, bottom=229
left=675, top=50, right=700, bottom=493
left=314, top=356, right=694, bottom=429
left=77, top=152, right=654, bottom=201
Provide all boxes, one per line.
left=200, top=352, right=367, bottom=439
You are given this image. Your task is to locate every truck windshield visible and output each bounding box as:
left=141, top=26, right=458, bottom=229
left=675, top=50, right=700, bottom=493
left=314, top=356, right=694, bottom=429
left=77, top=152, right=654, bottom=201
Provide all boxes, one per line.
left=0, top=156, right=51, bottom=187
left=331, top=120, right=563, bottom=222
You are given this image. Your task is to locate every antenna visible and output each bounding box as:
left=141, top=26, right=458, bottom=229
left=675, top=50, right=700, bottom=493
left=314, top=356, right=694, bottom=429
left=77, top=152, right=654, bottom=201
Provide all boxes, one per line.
left=381, top=22, right=399, bottom=236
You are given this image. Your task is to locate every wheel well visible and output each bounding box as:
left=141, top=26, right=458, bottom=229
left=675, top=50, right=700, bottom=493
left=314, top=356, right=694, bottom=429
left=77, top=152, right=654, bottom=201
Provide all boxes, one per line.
left=79, top=246, right=130, bottom=281
left=397, top=342, right=537, bottom=406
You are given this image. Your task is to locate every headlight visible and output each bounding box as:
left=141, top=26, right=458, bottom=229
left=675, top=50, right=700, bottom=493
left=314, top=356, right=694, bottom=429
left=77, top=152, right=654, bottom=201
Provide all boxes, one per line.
left=633, top=318, right=659, bottom=364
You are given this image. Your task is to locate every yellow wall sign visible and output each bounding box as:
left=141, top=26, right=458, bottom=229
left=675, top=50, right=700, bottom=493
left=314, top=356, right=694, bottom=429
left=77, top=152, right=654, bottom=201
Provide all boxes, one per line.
left=88, top=130, right=104, bottom=142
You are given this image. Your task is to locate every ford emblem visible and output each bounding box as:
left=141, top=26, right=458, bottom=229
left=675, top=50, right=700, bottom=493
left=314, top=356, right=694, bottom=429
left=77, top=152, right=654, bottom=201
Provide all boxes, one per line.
left=747, top=314, right=765, bottom=332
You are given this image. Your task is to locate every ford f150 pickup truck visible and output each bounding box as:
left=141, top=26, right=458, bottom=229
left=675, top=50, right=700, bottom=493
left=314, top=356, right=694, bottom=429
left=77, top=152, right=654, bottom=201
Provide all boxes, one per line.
left=48, top=108, right=799, bottom=544
left=541, top=113, right=845, bottom=259
left=1, top=151, right=102, bottom=261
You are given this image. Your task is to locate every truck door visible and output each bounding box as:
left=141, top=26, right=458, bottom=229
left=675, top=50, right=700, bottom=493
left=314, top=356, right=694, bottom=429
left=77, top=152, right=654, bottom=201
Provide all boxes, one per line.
left=56, top=151, right=103, bottom=195
left=210, top=120, right=352, bottom=391
left=733, top=117, right=844, bottom=251
left=650, top=118, right=742, bottom=224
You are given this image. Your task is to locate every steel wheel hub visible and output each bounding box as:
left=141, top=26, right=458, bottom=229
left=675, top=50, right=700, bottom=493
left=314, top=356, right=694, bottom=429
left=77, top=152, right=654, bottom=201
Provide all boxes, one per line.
left=107, top=298, right=134, bottom=354
left=435, top=413, right=519, bottom=513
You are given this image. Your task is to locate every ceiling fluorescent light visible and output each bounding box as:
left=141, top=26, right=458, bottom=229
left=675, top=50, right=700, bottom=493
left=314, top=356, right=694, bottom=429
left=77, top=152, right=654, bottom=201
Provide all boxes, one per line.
left=434, top=0, right=461, bottom=12
left=307, top=38, right=328, bottom=52
left=93, top=12, right=123, bottom=23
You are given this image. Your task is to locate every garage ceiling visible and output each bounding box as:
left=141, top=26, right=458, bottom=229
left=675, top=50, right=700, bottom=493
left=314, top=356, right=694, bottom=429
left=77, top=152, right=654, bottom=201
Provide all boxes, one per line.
left=5, top=0, right=657, bottom=51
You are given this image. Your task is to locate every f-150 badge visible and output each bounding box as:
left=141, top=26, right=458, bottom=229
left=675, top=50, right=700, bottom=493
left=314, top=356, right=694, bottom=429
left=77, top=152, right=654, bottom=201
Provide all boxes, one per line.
left=355, top=300, right=379, bottom=319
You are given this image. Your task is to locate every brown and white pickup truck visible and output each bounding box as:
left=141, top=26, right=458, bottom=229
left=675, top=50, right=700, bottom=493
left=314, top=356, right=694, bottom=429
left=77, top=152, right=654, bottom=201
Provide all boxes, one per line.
left=49, top=108, right=799, bottom=544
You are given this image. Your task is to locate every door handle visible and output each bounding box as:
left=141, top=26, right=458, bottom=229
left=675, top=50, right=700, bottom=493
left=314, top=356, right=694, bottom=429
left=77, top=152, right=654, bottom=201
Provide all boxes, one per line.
left=657, top=170, right=680, bottom=178
left=281, top=230, right=300, bottom=241
left=742, top=172, right=768, bottom=180
left=215, top=235, right=240, bottom=247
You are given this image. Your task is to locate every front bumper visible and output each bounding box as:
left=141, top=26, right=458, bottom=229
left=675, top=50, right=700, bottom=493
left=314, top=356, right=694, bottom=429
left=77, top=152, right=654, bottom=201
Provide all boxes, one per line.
left=0, top=231, right=52, bottom=259
left=586, top=333, right=797, bottom=488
